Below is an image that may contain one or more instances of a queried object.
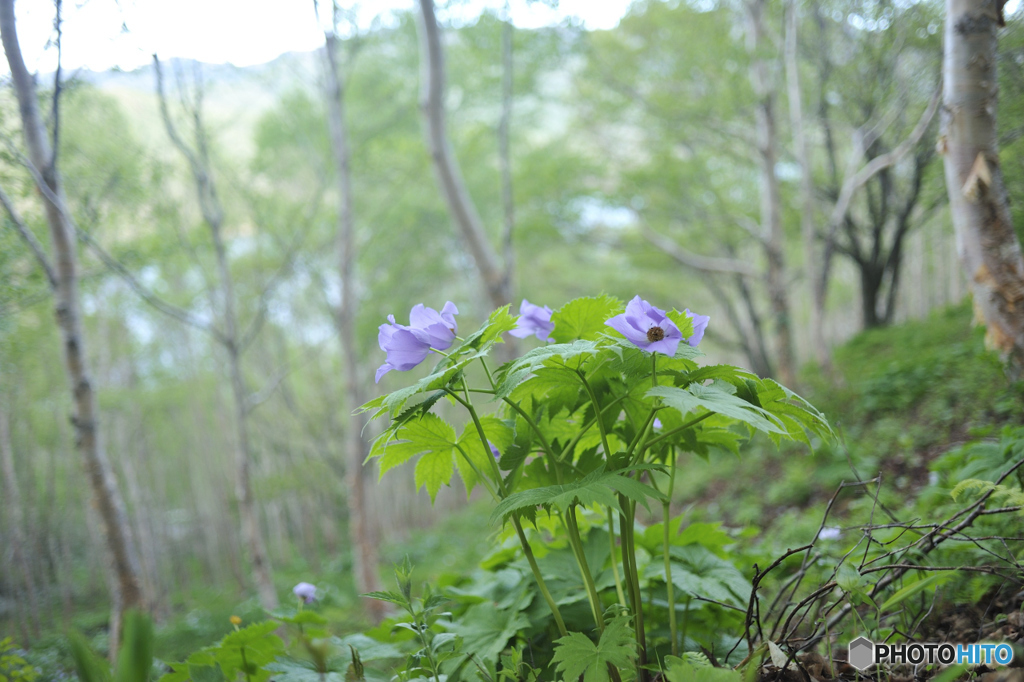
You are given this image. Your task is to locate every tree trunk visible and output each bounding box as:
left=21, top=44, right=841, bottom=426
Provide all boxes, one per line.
left=0, top=0, right=145, bottom=649
left=746, top=0, right=797, bottom=386
left=785, top=0, right=829, bottom=368
left=0, top=407, right=41, bottom=639
left=941, top=0, right=1024, bottom=375
left=322, top=30, right=385, bottom=622
left=154, top=56, right=278, bottom=610
left=860, top=266, right=884, bottom=328
left=417, top=0, right=512, bottom=311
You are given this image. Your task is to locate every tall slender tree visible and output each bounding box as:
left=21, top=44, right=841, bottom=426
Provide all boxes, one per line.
left=417, top=0, right=515, bottom=312
left=319, top=0, right=385, bottom=621
left=746, top=0, right=796, bottom=385
left=0, top=0, right=145, bottom=650
left=154, top=57, right=279, bottom=610
left=941, top=0, right=1024, bottom=375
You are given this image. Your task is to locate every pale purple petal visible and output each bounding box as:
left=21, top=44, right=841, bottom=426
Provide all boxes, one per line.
left=439, top=301, right=459, bottom=332
left=408, top=303, right=457, bottom=349
left=489, top=442, right=501, bottom=459
left=510, top=299, right=554, bottom=342
left=293, top=582, right=317, bottom=604
left=685, top=309, right=710, bottom=347
left=606, top=312, right=649, bottom=346
left=606, top=295, right=681, bottom=356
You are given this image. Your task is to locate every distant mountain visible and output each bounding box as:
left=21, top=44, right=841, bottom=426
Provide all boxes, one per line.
left=67, top=49, right=321, bottom=95
left=51, top=50, right=324, bottom=161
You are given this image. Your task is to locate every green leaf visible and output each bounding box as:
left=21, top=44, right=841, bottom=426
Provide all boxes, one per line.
left=507, top=368, right=582, bottom=419
left=489, top=466, right=666, bottom=524
left=332, top=634, right=404, bottom=662
left=753, top=379, right=834, bottom=445
left=265, top=659, right=343, bottom=682
left=664, top=309, right=696, bottom=341
left=495, top=341, right=601, bottom=399
left=450, top=306, right=519, bottom=357
left=552, top=615, right=636, bottom=682
left=361, top=591, right=409, bottom=608
left=360, top=359, right=472, bottom=420
left=215, top=621, right=284, bottom=682
left=370, top=414, right=461, bottom=502
left=451, top=601, right=531, bottom=664
left=664, top=657, right=742, bottom=682
left=157, top=665, right=191, bottom=682
left=114, top=610, right=154, bottom=682
left=649, top=545, right=751, bottom=606
left=455, top=417, right=512, bottom=497
left=649, top=385, right=785, bottom=435
left=68, top=631, right=112, bottom=682
left=550, top=295, right=622, bottom=343
left=879, top=573, right=949, bottom=612
left=415, top=442, right=455, bottom=503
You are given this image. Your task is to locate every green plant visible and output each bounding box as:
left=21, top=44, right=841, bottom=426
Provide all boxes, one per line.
left=364, top=294, right=834, bottom=678
left=365, top=559, right=465, bottom=682
left=0, top=638, right=37, bottom=682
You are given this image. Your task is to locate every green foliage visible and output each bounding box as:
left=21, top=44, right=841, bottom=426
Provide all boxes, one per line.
left=551, top=616, right=635, bottom=682
left=0, top=638, right=37, bottom=682
left=549, top=296, right=622, bottom=343
left=664, top=655, right=742, bottom=682
left=162, top=620, right=284, bottom=682
left=69, top=610, right=154, bottom=682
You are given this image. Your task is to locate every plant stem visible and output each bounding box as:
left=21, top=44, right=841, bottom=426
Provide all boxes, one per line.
left=643, top=412, right=714, bottom=450
left=576, top=370, right=613, bottom=458
left=564, top=506, right=605, bottom=632
left=663, top=458, right=678, bottom=655
left=556, top=394, right=628, bottom=462
left=454, top=443, right=499, bottom=501
left=240, top=647, right=253, bottom=682
left=479, top=356, right=497, bottom=390
left=607, top=508, right=628, bottom=611
left=447, top=385, right=569, bottom=635
left=680, top=597, right=691, bottom=652
left=501, top=396, right=557, bottom=460
left=618, top=496, right=647, bottom=681
left=512, top=518, right=568, bottom=637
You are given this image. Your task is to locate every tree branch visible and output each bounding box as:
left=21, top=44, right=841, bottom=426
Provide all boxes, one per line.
left=641, top=223, right=757, bottom=277
left=0, top=182, right=57, bottom=288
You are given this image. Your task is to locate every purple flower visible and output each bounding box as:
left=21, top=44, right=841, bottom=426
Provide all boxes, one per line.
left=509, top=299, right=554, bottom=342
left=293, top=582, right=317, bottom=604
left=489, top=442, right=501, bottom=459
left=685, top=309, right=710, bottom=347
left=653, top=418, right=663, bottom=430
left=375, top=302, right=459, bottom=383
left=605, top=296, right=682, bottom=356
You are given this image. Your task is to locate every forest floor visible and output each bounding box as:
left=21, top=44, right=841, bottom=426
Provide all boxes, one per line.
left=9, top=302, right=1024, bottom=682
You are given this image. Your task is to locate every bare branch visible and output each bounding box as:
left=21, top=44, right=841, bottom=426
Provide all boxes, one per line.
left=74, top=228, right=225, bottom=342
left=236, top=180, right=328, bottom=352
left=417, top=0, right=509, bottom=309
left=48, top=0, right=62, bottom=170
left=641, top=223, right=758, bottom=277
left=823, top=85, right=941, bottom=265
left=0, top=182, right=57, bottom=288
left=1, top=131, right=224, bottom=342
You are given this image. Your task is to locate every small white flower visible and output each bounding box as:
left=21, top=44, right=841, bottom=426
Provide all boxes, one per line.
left=817, top=526, right=841, bottom=541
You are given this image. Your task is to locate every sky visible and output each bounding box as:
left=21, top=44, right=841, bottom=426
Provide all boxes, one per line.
left=11, top=0, right=636, bottom=74
left=10, top=0, right=1023, bottom=75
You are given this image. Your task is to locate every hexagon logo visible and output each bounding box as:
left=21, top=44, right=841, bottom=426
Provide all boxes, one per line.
left=848, top=636, right=874, bottom=670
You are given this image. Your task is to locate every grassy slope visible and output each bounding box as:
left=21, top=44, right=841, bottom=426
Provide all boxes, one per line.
left=18, top=303, right=1023, bottom=674
left=674, top=302, right=1023, bottom=533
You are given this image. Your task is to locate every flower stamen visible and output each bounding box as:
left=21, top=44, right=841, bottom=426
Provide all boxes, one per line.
left=647, top=326, right=665, bottom=342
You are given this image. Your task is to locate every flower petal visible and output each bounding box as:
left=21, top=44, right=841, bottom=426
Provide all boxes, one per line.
left=685, top=309, right=710, bottom=347
left=606, top=312, right=649, bottom=346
